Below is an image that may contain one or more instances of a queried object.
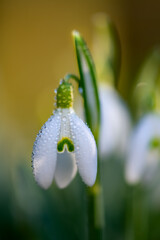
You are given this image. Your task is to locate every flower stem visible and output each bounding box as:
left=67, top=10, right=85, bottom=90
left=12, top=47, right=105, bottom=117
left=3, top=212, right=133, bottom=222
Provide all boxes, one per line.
left=86, top=156, right=105, bottom=240
left=132, top=185, right=148, bottom=240
left=125, top=185, right=149, bottom=240
left=64, top=73, right=80, bottom=84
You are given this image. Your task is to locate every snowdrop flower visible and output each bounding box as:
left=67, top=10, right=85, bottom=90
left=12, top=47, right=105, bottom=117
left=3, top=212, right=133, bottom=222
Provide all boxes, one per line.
left=99, top=84, right=131, bottom=158
left=125, top=113, right=160, bottom=184
left=32, top=80, right=97, bottom=189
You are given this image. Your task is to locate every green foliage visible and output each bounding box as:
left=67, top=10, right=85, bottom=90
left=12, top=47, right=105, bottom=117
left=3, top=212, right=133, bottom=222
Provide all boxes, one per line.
left=72, top=31, right=100, bottom=142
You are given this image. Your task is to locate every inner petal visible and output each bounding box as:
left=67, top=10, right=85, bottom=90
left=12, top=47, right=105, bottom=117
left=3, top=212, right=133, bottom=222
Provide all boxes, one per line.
left=54, top=150, right=77, bottom=188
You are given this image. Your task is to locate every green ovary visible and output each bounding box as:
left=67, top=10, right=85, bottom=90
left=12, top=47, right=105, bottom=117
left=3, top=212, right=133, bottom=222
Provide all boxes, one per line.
left=57, top=137, right=74, bottom=152
left=56, top=81, right=73, bottom=108
left=149, top=137, right=160, bottom=149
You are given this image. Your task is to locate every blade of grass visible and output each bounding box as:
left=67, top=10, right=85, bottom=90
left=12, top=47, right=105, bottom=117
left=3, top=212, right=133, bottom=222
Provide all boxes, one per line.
left=92, top=13, right=121, bottom=87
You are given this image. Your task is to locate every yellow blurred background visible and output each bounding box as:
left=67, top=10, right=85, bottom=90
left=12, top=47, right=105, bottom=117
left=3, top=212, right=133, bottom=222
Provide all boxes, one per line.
left=1, top=0, right=160, bottom=151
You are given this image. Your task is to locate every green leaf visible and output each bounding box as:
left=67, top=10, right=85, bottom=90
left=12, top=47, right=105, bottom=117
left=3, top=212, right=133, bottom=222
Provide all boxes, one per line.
left=92, top=13, right=121, bottom=87
left=133, top=47, right=160, bottom=118
left=72, top=30, right=100, bottom=142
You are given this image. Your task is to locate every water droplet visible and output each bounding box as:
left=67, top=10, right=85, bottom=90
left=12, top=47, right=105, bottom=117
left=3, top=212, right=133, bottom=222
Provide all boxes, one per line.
left=79, top=87, right=83, bottom=94
left=62, top=116, right=67, bottom=122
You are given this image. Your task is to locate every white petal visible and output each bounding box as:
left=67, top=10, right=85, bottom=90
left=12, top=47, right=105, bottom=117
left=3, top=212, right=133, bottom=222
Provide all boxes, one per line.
left=125, top=114, right=160, bottom=184
left=32, top=111, right=61, bottom=189
left=70, top=113, right=97, bottom=186
left=54, top=151, right=77, bottom=188
left=99, top=85, right=131, bottom=158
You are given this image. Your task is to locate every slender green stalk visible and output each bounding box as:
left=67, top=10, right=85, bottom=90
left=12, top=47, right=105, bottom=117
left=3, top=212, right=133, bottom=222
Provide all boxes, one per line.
left=132, top=185, right=148, bottom=240
left=72, top=31, right=104, bottom=240
left=125, top=185, right=149, bottom=240
left=64, top=73, right=80, bottom=84
left=86, top=154, right=105, bottom=240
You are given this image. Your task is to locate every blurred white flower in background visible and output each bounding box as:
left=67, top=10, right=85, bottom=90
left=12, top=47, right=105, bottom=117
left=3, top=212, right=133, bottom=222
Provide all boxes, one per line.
left=125, top=113, right=160, bottom=185
left=90, top=13, right=132, bottom=159
left=75, top=84, right=132, bottom=159
left=99, top=84, right=131, bottom=159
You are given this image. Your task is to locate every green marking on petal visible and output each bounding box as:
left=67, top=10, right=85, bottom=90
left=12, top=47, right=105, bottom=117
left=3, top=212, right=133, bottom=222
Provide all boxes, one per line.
left=149, top=137, right=160, bottom=149
left=57, top=137, right=74, bottom=152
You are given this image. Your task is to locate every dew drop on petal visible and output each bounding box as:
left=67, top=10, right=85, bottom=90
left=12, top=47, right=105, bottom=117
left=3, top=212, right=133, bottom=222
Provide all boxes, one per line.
left=62, top=116, right=67, bottom=122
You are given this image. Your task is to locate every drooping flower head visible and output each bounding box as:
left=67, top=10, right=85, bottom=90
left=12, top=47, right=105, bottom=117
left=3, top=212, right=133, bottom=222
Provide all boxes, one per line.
left=89, top=14, right=131, bottom=159
left=125, top=113, right=160, bottom=185
left=32, top=80, right=97, bottom=189
left=125, top=47, right=160, bottom=185
left=99, top=84, right=131, bottom=159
